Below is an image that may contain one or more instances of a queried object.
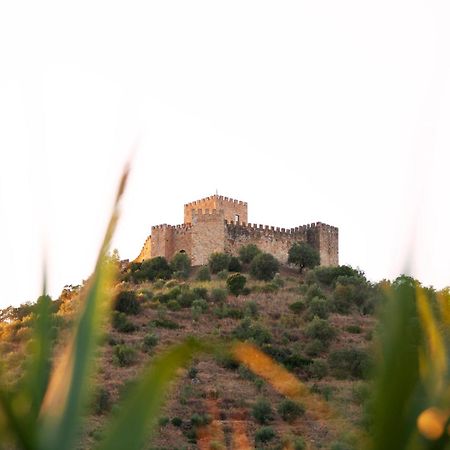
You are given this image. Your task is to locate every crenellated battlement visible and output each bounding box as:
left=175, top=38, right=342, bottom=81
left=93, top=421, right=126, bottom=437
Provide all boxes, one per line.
left=184, top=194, right=247, bottom=209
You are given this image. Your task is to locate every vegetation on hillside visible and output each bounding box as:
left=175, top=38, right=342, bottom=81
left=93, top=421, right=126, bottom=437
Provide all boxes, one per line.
left=1, top=183, right=449, bottom=450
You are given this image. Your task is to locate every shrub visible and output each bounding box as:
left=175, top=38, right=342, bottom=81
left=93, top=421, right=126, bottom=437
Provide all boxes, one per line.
left=305, top=317, right=336, bottom=343
left=114, top=290, right=140, bottom=315
left=131, top=256, right=173, bottom=282
left=192, top=287, right=208, bottom=299
left=142, top=333, right=158, bottom=352
left=305, top=284, right=326, bottom=301
left=170, top=252, right=191, bottom=279
left=192, top=299, right=208, bottom=312
left=217, top=269, right=229, bottom=280
left=308, top=359, right=328, bottom=379
left=171, top=417, right=183, bottom=427
left=288, top=242, right=320, bottom=273
left=252, top=399, right=274, bottom=424
left=250, top=253, right=280, bottom=281
left=196, top=265, right=211, bottom=281
left=208, top=253, right=231, bottom=274
left=112, top=312, right=137, bottom=333
left=113, top=344, right=137, bottom=367
left=255, top=426, right=276, bottom=443
left=239, top=244, right=261, bottom=264
left=158, top=416, right=169, bottom=427
left=228, top=256, right=242, bottom=272
left=289, top=300, right=306, bottom=314
left=244, top=300, right=258, bottom=318
left=190, top=413, right=212, bottom=428
left=272, top=273, right=285, bottom=287
left=92, top=387, right=111, bottom=415
left=314, top=265, right=359, bottom=286
left=277, top=399, right=305, bottom=423
left=214, top=305, right=244, bottom=319
left=167, top=299, right=181, bottom=311
left=177, top=290, right=196, bottom=308
left=304, top=339, right=325, bottom=357
left=306, top=297, right=329, bottom=319
left=329, top=348, right=371, bottom=379
left=233, top=319, right=271, bottom=345
left=210, top=288, right=228, bottom=303
left=346, top=324, right=362, bottom=334
left=226, top=273, right=247, bottom=296
left=150, top=318, right=181, bottom=329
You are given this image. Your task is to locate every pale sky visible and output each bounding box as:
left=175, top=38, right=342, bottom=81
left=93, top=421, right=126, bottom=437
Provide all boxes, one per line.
left=0, top=1, right=449, bottom=307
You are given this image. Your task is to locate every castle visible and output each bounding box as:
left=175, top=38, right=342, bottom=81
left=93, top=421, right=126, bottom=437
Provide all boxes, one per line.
left=136, top=194, right=339, bottom=267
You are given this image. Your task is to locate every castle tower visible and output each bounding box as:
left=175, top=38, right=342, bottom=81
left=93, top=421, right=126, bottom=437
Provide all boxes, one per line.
left=184, top=195, right=248, bottom=225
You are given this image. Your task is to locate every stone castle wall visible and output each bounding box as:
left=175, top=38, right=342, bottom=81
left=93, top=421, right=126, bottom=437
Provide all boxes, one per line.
left=136, top=194, right=339, bottom=268
left=184, top=195, right=248, bottom=225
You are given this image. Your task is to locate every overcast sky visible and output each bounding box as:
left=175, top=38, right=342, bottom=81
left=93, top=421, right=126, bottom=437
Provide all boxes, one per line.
left=0, top=1, right=449, bottom=307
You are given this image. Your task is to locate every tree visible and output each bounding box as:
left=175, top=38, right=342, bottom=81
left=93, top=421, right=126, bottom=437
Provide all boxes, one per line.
left=250, top=253, right=279, bottom=281
left=208, top=252, right=231, bottom=274
left=288, top=242, right=320, bottom=273
left=226, top=273, right=247, bottom=296
left=170, top=252, right=191, bottom=279
left=239, top=244, right=261, bottom=264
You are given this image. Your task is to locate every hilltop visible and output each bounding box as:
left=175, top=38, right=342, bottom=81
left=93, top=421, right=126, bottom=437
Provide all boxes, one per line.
left=0, top=247, right=384, bottom=450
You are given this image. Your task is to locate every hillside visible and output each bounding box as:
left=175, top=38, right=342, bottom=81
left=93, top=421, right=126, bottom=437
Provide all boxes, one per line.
left=0, top=257, right=380, bottom=450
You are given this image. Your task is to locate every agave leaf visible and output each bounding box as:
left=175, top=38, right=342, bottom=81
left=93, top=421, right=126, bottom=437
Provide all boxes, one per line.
left=38, top=165, right=129, bottom=450
left=96, top=337, right=209, bottom=450
left=372, top=282, right=424, bottom=450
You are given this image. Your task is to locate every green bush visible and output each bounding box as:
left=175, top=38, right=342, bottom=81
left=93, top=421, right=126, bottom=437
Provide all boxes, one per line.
left=150, top=318, right=181, bottom=329
left=177, top=290, right=196, bottom=308
left=255, top=426, right=276, bottom=443
left=192, top=299, right=208, bottom=312
left=250, top=253, right=280, bottom=281
left=304, top=339, right=326, bottom=357
left=208, top=253, right=231, bottom=274
left=167, top=299, right=181, bottom=311
left=216, top=269, right=229, bottom=280
left=308, top=359, right=328, bottom=379
left=305, top=317, right=336, bottom=343
left=190, top=412, right=212, bottom=428
left=244, top=300, right=258, bottom=318
left=288, top=242, right=320, bottom=273
left=329, top=348, right=371, bottom=379
left=346, top=324, right=362, bottom=334
left=196, top=265, right=211, bottom=281
left=306, top=297, right=329, bottom=319
left=142, top=333, right=158, bottom=352
left=305, top=284, right=326, bottom=301
left=213, top=304, right=244, bottom=319
left=289, top=300, right=306, bottom=314
left=114, top=291, right=140, bottom=315
left=113, top=344, right=137, bottom=367
left=226, top=273, right=247, bottom=296
left=252, top=398, right=274, bottom=424
left=192, top=287, right=208, bottom=299
left=171, top=417, right=183, bottom=427
left=233, top=319, right=271, bottom=345
left=314, top=265, right=360, bottom=286
left=210, top=288, right=228, bottom=303
left=130, top=256, right=173, bottom=282
left=112, top=311, right=137, bottom=333
left=277, top=399, right=305, bottom=423
left=170, top=252, right=191, bottom=279
left=92, top=387, right=111, bottom=415
left=228, top=256, right=242, bottom=272
left=238, top=244, right=261, bottom=264
left=158, top=416, right=169, bottom=427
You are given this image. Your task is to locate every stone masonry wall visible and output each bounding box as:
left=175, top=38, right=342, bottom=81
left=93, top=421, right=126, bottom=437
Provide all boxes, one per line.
left=190, top=209, right=226, bottom=266
left=184, top=195, right=248, bottom=225
left=225, top=221, right=338, bottom=266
